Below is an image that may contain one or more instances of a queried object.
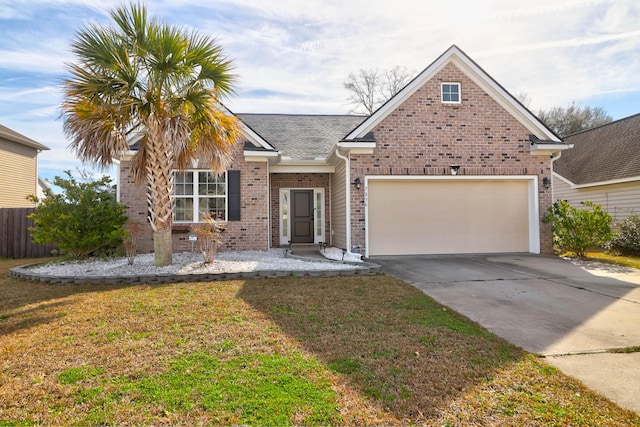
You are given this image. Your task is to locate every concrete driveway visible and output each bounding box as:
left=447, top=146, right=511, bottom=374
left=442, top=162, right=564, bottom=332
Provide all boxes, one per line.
left=374, top=254, right=640, bottom=413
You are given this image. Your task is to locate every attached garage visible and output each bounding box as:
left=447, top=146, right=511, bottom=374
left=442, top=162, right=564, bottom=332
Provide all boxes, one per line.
left=366, top=176, right=540, bottom=256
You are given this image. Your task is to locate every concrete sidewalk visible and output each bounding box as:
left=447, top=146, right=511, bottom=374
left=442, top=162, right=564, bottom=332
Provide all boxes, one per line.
left=374, top=254, right=640, bottom=414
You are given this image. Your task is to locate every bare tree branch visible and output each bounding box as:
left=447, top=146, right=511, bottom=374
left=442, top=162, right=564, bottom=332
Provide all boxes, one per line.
left=344, top=67, right=412, bottom=115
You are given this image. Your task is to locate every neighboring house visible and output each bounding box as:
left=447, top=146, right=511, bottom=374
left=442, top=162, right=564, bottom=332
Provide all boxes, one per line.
left=117, top=45, right=569, bottom=257
left=0, top=124, right=50, bottom=208
left=36, top=177, right=50, bottom=203
left=553, top=113, right=640, bottom=222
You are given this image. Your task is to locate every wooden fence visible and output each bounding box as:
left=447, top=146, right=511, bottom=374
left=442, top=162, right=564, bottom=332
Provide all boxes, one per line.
left=0, top=208, right=56, bottom=259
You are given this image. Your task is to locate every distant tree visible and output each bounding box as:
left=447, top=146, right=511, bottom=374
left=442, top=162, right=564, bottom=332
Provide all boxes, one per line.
left=344, top=66, right=412, bottom=114
left=514, top=92, right=532, bottom=108
left=538, top=101, right=612, bottom=137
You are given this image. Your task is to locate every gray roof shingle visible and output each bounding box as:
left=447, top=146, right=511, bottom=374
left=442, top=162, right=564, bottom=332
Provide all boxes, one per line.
left=237, top=114, right=366, bottom=161
left=554, top=113, right=640, bottom=185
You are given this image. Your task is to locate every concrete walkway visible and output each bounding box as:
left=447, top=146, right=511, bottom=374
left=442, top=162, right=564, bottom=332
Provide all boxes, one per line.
left=374, top=254, right=640, bottom=414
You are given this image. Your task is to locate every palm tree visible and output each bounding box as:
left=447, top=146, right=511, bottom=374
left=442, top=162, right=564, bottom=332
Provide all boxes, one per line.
left=61, top=3, right=239, bottom=266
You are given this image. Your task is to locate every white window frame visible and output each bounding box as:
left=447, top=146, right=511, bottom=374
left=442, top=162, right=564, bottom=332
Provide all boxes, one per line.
left=279, top=188, right=325, bottom=245
left=173, top=170, right=228, bottom=223
left=441, top=82, right=461, bottom=104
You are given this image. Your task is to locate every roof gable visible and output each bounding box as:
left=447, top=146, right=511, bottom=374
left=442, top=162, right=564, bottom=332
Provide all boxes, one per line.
left=344, top=45, right=560, bottom=143
left=555, top=113, right=640, bottom=185
left=0, top=124, right=49, bottom=151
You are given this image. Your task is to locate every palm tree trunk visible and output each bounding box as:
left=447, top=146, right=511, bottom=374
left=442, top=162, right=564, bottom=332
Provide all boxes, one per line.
left=146, top=117, right=175, bottom=266
left=153, top=228, right=173, bottom=266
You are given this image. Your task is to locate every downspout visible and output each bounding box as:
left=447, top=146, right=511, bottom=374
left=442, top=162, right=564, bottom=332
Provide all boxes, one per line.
left=334, top=148, right=350, bottom=251
left=549, top=151, right=563, bottom=203
left=267, top=160, right=271, bottom=249
left=328, top=173, right=332, bottom=247
left=114, top=159, right=121, bottom=203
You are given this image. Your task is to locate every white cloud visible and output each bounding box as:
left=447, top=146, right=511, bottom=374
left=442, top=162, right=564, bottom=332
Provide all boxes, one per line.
left=0, top=0, right=639, bottom=182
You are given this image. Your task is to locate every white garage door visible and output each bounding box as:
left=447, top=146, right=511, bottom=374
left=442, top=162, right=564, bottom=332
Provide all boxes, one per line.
left=367, top=178, right=533, bottom=256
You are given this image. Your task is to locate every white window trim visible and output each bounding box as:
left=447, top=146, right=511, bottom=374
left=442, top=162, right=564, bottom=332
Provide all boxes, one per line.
left=441, top=82, right=461, bottom=104
left=279, top=188, right=325, bottom=245
left=173, top=170, right=228, bottom=223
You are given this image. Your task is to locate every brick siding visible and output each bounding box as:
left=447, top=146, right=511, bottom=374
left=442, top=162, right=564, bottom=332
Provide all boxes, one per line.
left=349, top=62, right=553, bottom=254
left=270, top=173, right=330, bottom=246
left=118, top=141, right=270, bottom=255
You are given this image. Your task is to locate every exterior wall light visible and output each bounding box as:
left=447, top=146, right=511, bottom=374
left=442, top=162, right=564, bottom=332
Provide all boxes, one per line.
left=543, top=177, right=551, bottom=188
left=354, top=176, right=362, bottom=189
left=450, top=165, right=460, bottom=175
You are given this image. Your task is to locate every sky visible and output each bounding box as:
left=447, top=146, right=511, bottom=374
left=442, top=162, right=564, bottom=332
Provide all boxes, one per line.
left=1, top=0, right=639, bottom=184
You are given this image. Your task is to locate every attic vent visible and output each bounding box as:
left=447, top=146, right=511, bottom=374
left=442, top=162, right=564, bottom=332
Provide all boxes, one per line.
left=441, top=83, right=460, bottom=104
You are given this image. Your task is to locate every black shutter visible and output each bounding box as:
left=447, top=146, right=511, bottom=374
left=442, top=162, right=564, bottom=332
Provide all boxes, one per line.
left=228, top=170, right=241, bottom=221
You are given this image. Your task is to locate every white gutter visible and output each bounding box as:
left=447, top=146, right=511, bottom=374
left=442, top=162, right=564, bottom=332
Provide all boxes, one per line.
left=549, top=150, right=563, bottom=202
left=267, top=161, right=272, bottom=249
left=334, top=148, right=351, bottom=251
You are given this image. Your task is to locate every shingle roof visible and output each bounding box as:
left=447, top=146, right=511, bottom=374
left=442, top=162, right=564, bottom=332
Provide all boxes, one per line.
left=237, top=114, right=367, bottom=161
left=0, top=124, right=49, bottom=151
left=554, top=113, right=640, bottom=185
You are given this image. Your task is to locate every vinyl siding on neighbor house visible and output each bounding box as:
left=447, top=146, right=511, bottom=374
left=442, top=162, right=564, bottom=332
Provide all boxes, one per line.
left=0, top=139, right=37, bottom=208
left=330, top=155, right=348, bottom=249
left=553, top=175, right=640, bottom=222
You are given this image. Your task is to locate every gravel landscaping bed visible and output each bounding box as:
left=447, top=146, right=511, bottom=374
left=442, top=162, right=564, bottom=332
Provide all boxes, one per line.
left=10, top=248, right=377, bottom=285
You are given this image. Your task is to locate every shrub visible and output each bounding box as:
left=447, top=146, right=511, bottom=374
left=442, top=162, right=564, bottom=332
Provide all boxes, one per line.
left=28, top=171, right=128, bottom=259
left=190, top=212, right=225, bottom=263
left=542, top=200, right=613, bottom=258
left=607, top=214, right=640, bottom=256
left=123, top=221, right=144, bottom=265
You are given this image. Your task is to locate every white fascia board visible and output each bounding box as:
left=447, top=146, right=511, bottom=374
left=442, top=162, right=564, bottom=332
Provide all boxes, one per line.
left=337, top=142, right=376, bottom=149
left=530, top=143, right=573, bottom=156
left=239, top=122, right=275, bottom=151
left=0, top=129, right=50, bottom=150
left=450, top=55, right=560, bottom=142
left=345, top=50, right=452, bottom=140
left=115, top=150, right=137, bottom=161
left=270, top=164, right=335, bottom=173
left=553, top=171, right=640, bottom=189
left=552, top=171, right=576, bottom=187
left=243, top=150, right=278, bottom=159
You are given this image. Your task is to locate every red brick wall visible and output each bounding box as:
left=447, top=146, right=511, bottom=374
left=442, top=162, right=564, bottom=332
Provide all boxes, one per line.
left=270, top=173, right=330, bottom=246
left=349, top=62, right=553, bottom=254
left=118, top=141, right=270, bottom=254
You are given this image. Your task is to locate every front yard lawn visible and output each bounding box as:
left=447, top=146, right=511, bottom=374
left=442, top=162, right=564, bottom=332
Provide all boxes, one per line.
left=585, top=251, right=640, bottom=270
left=1, top=258, right=638, bottom=426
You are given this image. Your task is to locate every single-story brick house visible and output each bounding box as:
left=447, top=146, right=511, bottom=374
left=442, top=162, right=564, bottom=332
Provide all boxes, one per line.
left=117, top=45, right=569, bottom=258
left=553, top=113, right=640, bottom=222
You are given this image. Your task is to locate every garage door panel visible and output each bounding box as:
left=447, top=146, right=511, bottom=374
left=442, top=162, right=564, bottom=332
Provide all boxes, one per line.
left=368, top=180, right=530, bottom=256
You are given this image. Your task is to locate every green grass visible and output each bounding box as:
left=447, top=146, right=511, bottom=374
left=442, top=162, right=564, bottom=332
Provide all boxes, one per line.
left=0, top=258, right=638, bottom=426
left=71, top=352, right=339, bottom=426
left=585, top=251, right=640, bottom=269
left=58, top=366, right=105, bottom=385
